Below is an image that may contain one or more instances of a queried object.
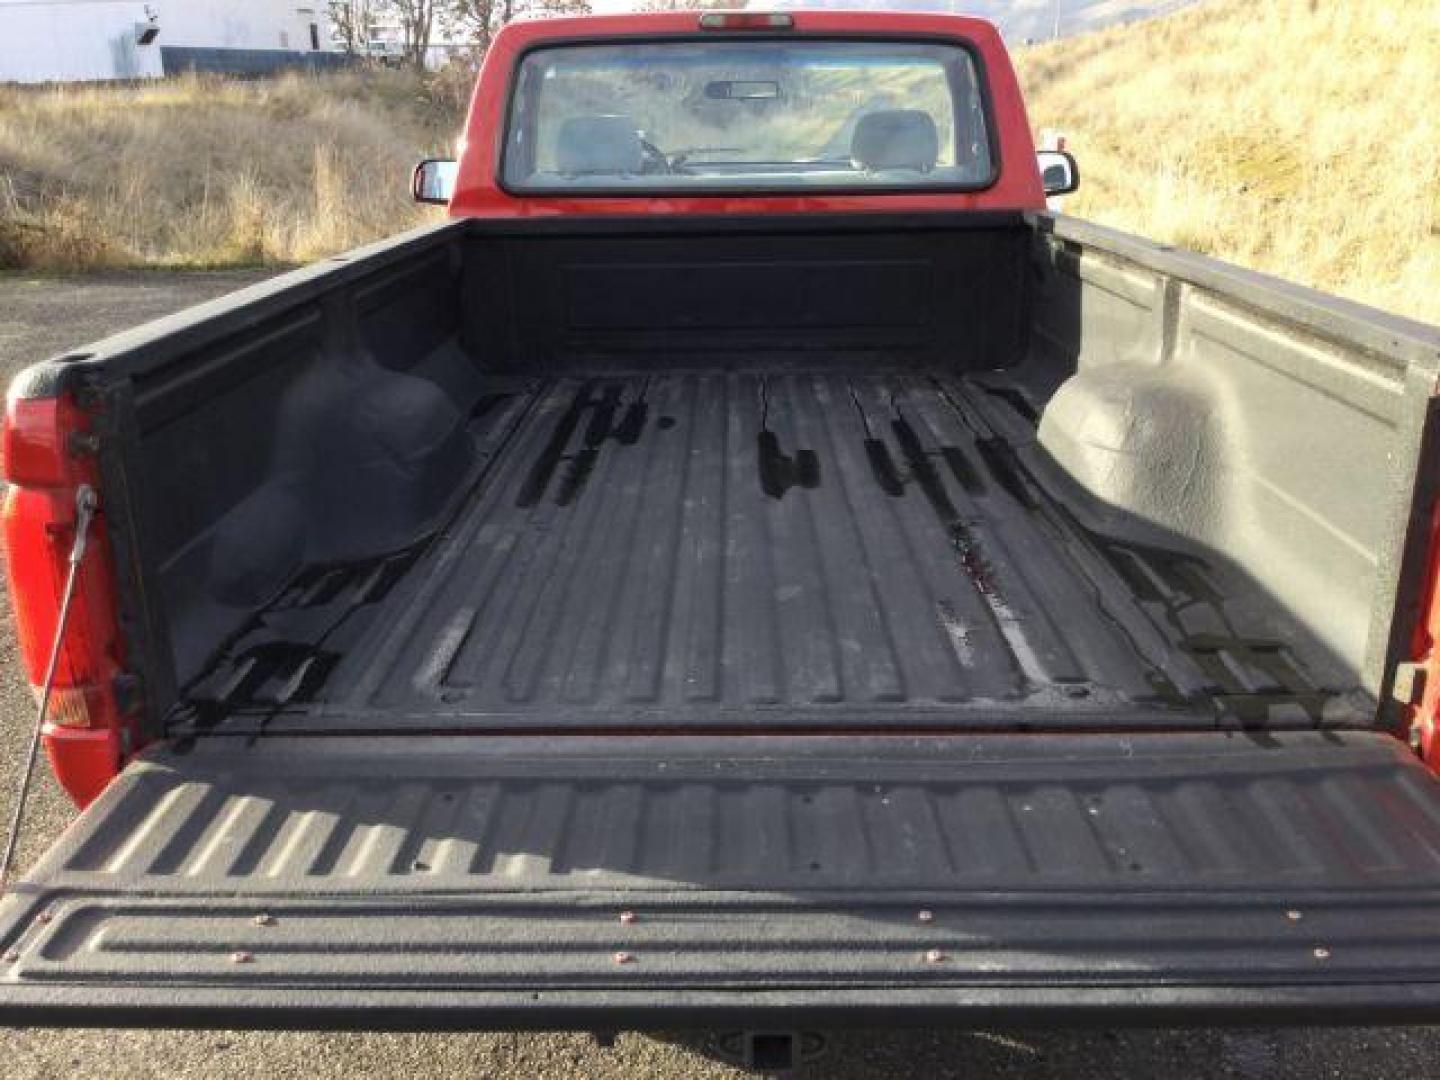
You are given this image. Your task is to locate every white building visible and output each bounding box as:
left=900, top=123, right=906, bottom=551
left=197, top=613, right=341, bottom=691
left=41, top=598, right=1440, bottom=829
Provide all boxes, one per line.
left=0, top=0, right=339, bottom=84
left=0, top=1, right=162, bottom=82
left=171, top=1, right=328, bottom=54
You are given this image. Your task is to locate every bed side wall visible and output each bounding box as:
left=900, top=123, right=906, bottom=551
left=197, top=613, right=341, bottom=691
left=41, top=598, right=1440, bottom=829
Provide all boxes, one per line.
left=84, top=224, right=484, bottom=707
left=1026, top=213, right=1440, bottom=703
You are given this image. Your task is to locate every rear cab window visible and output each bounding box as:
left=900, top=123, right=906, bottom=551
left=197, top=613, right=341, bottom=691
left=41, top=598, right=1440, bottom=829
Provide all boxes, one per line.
left=502, top=38, right=995, bottom=194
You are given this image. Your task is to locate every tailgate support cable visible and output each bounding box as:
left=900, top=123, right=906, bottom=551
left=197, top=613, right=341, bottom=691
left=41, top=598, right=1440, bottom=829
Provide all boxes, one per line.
left=0, top=485, right=97, bottom=894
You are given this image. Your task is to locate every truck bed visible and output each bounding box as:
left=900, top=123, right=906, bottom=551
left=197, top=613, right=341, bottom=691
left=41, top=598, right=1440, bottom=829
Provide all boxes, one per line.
left=7, top=211, right=1440, bottom=1030
left=176, top=368, right=1357, bottom=736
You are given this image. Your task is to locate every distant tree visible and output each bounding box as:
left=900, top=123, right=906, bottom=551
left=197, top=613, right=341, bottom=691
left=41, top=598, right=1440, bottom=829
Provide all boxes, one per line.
left=329, top=0, right=378, bottom=53
left=450, top=0, right=592, bottom=57
left=389, top=0, right=442, bottom=69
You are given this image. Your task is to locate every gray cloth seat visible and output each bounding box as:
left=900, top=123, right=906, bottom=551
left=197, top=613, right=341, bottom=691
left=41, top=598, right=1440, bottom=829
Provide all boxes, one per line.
left=850, top=109, right=940, bottom=173
left=555, top=115, right=645, bottom=176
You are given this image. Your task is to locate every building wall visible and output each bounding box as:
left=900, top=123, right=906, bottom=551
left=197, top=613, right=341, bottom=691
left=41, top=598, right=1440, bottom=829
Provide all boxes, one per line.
left=160, top=0, right=334, bottom=53
left=0, top=0, right=341, bottom=84
left=158, top=46, right=353, bottom=76
left=157, top=1, right=350, bottom=75
left=0, top=0, right=164, bottom=83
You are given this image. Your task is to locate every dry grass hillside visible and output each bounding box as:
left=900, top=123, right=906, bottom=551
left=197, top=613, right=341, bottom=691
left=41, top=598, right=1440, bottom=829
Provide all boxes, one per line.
left=0, top=69, right=464, bottom=271
left=1016, top=0, right=1440, bottom=324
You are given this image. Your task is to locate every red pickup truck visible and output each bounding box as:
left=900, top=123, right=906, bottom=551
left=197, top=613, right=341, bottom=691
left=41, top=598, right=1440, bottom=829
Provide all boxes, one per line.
left=3, top=10, right=1440, bottom=1061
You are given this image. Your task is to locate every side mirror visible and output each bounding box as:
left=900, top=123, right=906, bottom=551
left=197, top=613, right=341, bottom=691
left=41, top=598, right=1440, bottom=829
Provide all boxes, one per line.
left=412, top=159, right=458, bottom=205
left=1037, top=149, right=1079, bottom=196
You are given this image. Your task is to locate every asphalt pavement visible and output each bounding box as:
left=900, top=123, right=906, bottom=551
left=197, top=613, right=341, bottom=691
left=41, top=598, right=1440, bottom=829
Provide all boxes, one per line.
left=0, top=269, right=1436, bottom=1078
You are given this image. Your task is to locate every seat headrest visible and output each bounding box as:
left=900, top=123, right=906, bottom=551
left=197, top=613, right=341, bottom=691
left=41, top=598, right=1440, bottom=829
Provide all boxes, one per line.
left=555, top=115, right=644, bottom=176
left=851, top=110, right=940, bottom=172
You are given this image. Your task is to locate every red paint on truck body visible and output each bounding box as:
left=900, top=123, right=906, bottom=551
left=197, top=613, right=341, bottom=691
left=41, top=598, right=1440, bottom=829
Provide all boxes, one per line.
left=1407, top=500, right=1440, bottom=771
left=2, top=395, right=136, bottom=807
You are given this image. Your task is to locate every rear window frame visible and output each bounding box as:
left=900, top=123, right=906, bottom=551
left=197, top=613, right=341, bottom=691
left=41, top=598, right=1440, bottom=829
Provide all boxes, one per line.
left=496, top=32, right=1003, bottom=198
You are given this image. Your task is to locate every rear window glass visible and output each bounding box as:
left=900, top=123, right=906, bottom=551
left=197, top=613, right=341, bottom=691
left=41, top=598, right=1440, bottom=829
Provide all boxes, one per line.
left=502, top=39, right=993, bottom=193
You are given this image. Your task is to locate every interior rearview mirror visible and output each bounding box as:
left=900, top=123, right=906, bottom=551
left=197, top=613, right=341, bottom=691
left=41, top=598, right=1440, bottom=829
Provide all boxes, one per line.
left=412, top=159, right=458, bottom=205
left=704, top=80, right=780, bottom=101
left=1037, top=149, right=1079, bottom=197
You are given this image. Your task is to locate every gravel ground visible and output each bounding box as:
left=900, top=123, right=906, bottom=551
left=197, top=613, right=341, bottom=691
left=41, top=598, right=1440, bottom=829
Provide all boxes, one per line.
left=0, top=269, right=1437, bottom=1079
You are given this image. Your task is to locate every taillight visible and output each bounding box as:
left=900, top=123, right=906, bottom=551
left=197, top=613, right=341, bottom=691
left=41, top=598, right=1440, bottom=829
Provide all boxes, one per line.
left=2, top=391, right=133, bottom=805
left=698, top=12, right=794, bottom=30
left=2, top=393, right=90, bottom=488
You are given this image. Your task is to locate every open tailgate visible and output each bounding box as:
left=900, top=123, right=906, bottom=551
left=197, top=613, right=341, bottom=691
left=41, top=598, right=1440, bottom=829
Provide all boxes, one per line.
left=4, top=731, right=1440, bottom=1028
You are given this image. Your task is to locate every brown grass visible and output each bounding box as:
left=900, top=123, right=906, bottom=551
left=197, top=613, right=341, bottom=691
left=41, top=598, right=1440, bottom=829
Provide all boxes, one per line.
left=1015, top=0, right=1440, bottom=325
left=3, top=10, right=1436, bottom=325
left=0, top=68, right=465, bottom=272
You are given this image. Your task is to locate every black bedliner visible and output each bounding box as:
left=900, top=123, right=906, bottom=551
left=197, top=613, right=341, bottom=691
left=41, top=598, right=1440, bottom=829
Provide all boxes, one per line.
left=172, top=369, right=1360, bottom=736
left=8, top=210, right=1439, bottom=1030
